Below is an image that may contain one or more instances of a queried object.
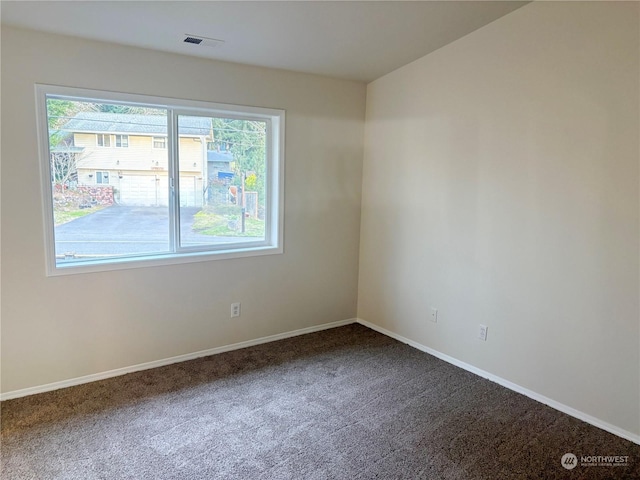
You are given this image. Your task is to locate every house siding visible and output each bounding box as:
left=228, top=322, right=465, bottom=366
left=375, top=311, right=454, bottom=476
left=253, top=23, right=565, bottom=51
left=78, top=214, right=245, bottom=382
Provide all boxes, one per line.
left=74, top=134, right=207, bottom=206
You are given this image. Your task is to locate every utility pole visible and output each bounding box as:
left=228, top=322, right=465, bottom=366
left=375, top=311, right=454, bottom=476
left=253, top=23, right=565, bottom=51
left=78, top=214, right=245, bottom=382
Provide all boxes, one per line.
left=241, top=172, right=246, bottom=233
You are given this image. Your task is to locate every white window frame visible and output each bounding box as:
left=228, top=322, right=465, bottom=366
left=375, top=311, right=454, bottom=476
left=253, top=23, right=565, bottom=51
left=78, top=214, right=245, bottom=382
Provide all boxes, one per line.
left=115, top=134, right=129, bottom=148
left=96, top=133, right=111, bottom=147
left=36, top=84, right=285, bottom=276
left=95, top=171, right=109, bottom=184
left=152, top=136, right=167, bottom=149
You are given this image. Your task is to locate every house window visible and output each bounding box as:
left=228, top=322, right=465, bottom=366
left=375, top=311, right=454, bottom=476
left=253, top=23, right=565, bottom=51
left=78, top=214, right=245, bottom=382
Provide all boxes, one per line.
left=96, top=134, right=111, bottom=147
left=37, top=84, right=284, bottom=275
left=153, top=137, right=166, bottom=149
left=95, top=171, right=109, bottom=184
left=115, top=134, right=129, bottom=148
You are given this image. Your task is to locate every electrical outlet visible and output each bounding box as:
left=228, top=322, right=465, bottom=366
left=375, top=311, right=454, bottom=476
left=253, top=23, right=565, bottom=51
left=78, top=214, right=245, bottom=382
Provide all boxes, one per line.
left=231, top=302, right=241, bottom=318
left=430, top=307, right=438, bottom=323
left=478, top=324, right=488, bottom=341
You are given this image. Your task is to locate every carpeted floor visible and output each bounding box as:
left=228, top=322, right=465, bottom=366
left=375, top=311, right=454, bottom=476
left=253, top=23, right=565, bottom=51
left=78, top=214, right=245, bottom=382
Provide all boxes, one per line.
left=1, top=323, right=638, bottom=479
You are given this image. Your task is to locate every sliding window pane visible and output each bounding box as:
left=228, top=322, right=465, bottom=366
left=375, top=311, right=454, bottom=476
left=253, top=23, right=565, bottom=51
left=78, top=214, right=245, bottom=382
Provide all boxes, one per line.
left=177, top=115, right=267, bottom=248
left=46, top=97, right=170, bottom=265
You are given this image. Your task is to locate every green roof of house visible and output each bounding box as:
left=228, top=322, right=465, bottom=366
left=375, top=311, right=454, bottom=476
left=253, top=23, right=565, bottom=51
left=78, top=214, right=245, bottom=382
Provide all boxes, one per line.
left=61, top=112, right=212, bottom=136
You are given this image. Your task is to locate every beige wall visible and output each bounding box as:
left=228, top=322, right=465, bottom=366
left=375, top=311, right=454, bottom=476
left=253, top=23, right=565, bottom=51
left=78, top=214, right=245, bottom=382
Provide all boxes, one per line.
left=359, top=1, right=639, bottom=437
left=1, top=27, right=365, bottom=393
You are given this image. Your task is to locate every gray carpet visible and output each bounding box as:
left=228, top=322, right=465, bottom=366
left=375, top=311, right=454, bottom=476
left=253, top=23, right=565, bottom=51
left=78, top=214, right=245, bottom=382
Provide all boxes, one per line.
left=1, top=324, right=638, bottom=479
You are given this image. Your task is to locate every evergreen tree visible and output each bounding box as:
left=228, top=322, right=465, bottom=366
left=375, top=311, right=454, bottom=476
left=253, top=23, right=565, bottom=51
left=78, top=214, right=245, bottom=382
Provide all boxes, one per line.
left=210, top=118, right=267, bottom=207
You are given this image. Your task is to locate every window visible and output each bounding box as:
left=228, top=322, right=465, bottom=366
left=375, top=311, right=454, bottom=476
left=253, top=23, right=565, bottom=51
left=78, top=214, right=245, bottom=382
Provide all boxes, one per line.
left=115, top=134, right=129, bottom=148
left=96, top=133, right=111, bottom=147
left=37, top=85, right=284, bottom=275
left=96, top=171, right=109, bottom=184
left=153, top=136, right=166, bottom=149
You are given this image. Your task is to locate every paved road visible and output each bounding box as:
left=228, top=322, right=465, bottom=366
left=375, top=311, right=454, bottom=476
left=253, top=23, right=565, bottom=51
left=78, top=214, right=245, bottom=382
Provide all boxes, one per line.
left=55, top=205, right=252, bottom=258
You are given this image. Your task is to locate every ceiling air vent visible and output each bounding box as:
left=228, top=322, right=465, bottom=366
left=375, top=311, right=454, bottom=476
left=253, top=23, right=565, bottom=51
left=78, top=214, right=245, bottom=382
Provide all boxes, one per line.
left=183, top=35, right=224, bottom=48
left=184, top=36, right=203, bottom=45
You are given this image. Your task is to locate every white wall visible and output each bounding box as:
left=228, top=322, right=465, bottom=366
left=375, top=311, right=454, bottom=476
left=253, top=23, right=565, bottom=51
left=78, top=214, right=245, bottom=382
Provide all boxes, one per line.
left=0, top=27, right=365, bottom=393
left=359, top=1, right=639, bottom=438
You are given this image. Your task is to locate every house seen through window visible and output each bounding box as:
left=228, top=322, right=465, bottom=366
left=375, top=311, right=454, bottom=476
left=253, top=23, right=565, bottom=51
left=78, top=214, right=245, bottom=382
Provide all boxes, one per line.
left=39, top=85, right=284, bottom=274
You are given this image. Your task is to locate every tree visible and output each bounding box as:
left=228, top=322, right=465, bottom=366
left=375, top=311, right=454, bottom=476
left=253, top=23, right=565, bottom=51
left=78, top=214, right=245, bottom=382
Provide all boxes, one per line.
left=94, top=104, right=163, bottom=115
left=47, top=99, right=76, bottom=149
left=47, top=99, right=75, bottom=130
left=210, top=118, right=267, bottom=207
left=46, top=99, right=82, bottom=190
left=50, top=144, right=78, bottom=187
left=50, top=140, right=93, bottom=191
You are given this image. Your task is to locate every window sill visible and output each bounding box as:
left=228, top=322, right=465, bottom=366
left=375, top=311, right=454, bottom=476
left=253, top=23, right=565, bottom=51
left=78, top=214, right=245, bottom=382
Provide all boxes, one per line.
left=47, top=244, right=283, bottom=276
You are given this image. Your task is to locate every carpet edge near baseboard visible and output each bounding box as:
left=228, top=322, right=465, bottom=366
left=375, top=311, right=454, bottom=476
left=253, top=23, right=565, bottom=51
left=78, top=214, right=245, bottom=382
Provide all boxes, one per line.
left=355, top=317, right=640, bottom=446
left=0, top=318, right=357, bottom=402
left=3, top=316, right=637, bottom=446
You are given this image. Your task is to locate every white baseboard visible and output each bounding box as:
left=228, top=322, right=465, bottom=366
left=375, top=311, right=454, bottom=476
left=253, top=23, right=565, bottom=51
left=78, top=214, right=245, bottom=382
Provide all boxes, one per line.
left=4, top=316, right=638, bottom=446
left=0, top=318, right=357, bottom=401
left=356, top=318, right=640, bottom=446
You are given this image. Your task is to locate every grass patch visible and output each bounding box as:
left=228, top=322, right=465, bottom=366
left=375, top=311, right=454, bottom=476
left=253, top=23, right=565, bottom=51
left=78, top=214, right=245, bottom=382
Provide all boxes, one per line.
left=54, top=206, right=103, bottom=226
left=192, top=208, right=264, bottom=237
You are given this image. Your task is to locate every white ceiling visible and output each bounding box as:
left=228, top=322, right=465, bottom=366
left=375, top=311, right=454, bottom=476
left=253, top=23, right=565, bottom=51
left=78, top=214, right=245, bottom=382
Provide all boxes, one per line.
left=0, top=1, right=528, bottom=83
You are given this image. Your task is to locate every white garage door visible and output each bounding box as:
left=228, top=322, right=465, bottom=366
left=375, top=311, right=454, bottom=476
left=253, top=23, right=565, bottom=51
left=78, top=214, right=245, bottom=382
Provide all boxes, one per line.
left=119, top=175, right=203, bottom=207
left=119, top=175, right=169, bottom=206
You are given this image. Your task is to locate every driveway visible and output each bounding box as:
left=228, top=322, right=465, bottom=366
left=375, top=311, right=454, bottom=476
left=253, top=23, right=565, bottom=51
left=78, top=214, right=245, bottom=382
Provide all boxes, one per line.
left=55, top=205, right=247, bottom=257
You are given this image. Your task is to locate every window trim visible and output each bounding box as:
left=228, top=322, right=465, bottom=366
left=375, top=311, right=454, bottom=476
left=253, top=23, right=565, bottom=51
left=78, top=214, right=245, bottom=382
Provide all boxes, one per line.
left=96, top=133, right=111, bottom=147
left=115, top=134, right=129, bottom=148
left=152, top=136, right=167, bottom=149
left=36, top=84, right=285, bottom=276
left=95, top=171, right=110, bottom=184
